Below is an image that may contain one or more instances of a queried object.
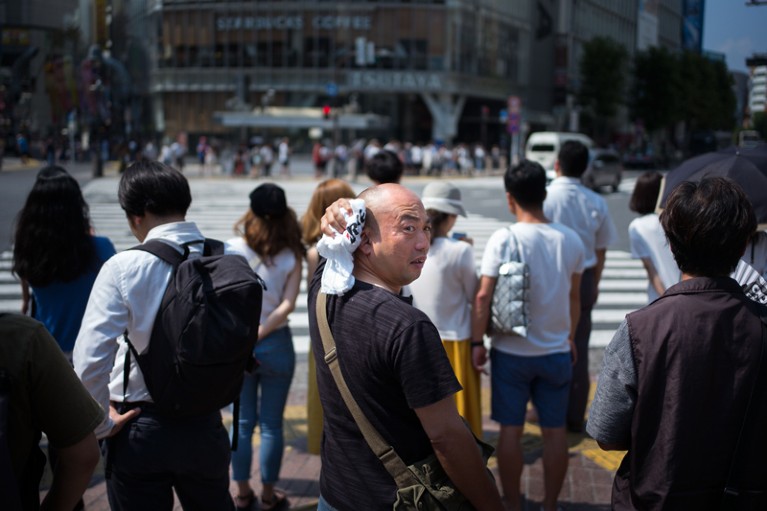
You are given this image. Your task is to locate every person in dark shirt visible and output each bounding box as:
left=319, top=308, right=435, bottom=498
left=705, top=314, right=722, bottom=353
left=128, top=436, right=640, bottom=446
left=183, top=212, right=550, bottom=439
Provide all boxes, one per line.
left=311, top=184, right=502, bottom=511
left=589, top=177, right=767, bottom=509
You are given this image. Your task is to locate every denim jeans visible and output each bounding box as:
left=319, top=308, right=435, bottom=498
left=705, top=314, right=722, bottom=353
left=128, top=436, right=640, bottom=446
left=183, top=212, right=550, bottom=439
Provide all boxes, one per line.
left=231, top=326, right=296, bottom=484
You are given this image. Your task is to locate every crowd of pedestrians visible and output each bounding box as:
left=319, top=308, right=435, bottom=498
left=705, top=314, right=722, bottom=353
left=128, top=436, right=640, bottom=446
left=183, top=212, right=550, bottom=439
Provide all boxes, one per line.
left=115, top=135, right=507, bottom=180
left=4, top=137, right=767, bottom=511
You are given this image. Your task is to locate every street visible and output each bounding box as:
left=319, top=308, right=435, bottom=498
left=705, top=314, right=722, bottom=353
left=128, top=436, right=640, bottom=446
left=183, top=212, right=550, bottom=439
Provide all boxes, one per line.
left=1, top=157, right=653, bottom=360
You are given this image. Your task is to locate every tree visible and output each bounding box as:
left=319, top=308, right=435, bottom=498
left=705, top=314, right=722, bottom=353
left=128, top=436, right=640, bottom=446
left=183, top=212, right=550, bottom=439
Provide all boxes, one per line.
left=577, top=37, right=628, bottom=141
left=752, top=112, right=767, bottom=140
left=678, top=51, right=736, bottom=132
left=631, top=46, right=681, bottom=133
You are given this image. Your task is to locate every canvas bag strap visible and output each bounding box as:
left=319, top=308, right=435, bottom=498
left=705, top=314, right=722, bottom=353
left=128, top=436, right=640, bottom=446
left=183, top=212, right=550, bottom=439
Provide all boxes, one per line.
left=506, top=226, right=522, bottom=263
left=316, top=293, right=417, bottom=488
left=722, top=311, right=767, bottom=502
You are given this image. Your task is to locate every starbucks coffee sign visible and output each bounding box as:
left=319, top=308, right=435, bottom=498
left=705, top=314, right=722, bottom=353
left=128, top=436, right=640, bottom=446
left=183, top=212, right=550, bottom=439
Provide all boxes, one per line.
left=216, top=15, right=372, bottom=31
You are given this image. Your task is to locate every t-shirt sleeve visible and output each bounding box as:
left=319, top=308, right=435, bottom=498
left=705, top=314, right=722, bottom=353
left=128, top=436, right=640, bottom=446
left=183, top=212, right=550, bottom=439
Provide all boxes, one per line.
left=392, top=319, right=462, bottom=410
left=30, top=323, right=106, bottom=448
left=480, top=229, right=508, bottom=277
left=586, top=320, right=636, bottom=446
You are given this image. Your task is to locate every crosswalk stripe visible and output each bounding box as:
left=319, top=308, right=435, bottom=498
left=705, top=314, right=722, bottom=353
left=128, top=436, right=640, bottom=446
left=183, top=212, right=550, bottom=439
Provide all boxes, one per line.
left=0, top=178, right=651, bottom=351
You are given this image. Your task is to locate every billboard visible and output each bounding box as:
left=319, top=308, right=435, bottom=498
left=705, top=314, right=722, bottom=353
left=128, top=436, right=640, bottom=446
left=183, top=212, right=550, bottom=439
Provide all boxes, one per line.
left=682, top=0, right=705, bottom=53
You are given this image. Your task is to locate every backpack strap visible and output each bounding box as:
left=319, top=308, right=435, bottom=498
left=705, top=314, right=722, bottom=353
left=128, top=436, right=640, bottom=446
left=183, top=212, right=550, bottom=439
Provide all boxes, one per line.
left=131, top=239, right=191, bottom=266
left=203, top=238, right=225, bottom=256
left=122, top=239, right=191, bottom=400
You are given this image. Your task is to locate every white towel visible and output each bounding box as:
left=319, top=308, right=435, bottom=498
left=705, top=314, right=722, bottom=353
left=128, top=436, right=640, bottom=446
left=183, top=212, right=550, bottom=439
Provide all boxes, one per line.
left=316, top=199, right=366, bottom=295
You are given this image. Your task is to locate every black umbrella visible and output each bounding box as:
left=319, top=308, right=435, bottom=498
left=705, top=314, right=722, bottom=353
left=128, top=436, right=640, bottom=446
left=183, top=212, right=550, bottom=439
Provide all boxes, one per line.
left=658, top=144, right=767, bottom=225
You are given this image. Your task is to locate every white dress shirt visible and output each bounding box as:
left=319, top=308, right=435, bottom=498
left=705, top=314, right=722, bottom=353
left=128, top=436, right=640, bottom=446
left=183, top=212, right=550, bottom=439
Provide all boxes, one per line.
left=73, top=221, right=208, bottom=438
left=544, top=176, right=617, bottom=269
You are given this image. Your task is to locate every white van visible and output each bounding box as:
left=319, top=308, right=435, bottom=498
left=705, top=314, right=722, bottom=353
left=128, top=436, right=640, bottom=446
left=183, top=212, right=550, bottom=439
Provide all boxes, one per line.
left=525, top=132, right=594, bottom=181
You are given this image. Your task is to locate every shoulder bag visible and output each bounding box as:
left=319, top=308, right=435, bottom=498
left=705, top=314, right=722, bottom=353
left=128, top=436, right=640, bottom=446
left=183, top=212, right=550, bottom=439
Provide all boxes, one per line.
left=488, top=226, right=530, bottom=337
left=316, top=293, right=495, bottom=510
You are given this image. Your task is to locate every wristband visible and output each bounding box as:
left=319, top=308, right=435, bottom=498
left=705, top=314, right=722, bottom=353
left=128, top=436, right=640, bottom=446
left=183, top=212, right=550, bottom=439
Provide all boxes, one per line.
left=470, top=341, right=484, bottom=348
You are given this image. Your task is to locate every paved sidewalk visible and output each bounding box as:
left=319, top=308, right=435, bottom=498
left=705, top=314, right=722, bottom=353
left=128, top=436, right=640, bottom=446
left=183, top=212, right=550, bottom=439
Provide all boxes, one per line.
left=42, top=352, right=622, bottom=510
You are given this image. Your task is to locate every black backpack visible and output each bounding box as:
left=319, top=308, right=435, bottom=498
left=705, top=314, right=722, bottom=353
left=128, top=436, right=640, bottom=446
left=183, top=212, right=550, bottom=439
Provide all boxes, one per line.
left=124, top=239, right=263, bottom=430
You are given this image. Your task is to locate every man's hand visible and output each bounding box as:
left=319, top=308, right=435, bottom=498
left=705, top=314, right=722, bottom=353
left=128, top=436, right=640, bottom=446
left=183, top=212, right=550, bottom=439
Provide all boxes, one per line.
left=107, top=404, right=141, bottom=437
left=320, top=198, right=353, bottom=238
left=472, top=345, right=488, bottom=374
left=569, top=338, right=578, bottom=366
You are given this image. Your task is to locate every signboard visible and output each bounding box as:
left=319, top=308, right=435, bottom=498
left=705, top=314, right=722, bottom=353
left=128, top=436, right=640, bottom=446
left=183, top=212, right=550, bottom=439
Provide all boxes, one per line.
left=507, top=96, right=521, bottom=134
left=347, top=71, right=443, bottom=91
left=216, top=15, right=372, bottom=32
left=326, top=82, right=338, bottom=97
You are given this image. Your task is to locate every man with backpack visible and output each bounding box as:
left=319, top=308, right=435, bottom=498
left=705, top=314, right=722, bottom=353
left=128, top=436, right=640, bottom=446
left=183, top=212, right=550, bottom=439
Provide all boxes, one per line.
left=74, top=161, right=262, bottom=510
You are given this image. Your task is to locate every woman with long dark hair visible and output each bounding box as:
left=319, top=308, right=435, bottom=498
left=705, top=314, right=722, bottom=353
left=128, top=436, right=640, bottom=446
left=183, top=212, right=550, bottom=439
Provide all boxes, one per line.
left=12, top=166, right=116, bottom=357
left=227, top=183, right=305, bottom=511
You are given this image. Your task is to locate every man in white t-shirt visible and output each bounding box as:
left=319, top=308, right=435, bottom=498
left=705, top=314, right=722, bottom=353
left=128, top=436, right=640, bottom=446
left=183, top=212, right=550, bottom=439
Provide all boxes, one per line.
left=472, top=160, right=585, bottom=511
left=543, top=140, right=617, bottom=433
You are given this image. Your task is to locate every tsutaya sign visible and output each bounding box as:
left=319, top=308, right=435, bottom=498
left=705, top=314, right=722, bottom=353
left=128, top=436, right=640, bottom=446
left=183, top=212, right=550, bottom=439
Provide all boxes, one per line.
left=347, top=71, right=443, bottom=91
left=216, top=15, right=372, bottom=31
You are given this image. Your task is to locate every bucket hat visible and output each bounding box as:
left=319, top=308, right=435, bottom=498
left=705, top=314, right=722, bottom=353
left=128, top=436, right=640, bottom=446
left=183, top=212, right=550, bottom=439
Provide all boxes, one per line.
left=421, top=181, right=467, bottom=217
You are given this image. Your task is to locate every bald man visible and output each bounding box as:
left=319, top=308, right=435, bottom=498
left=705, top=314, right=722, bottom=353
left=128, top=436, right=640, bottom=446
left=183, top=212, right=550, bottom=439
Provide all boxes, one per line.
left=309, top=184, right=502, bottom=511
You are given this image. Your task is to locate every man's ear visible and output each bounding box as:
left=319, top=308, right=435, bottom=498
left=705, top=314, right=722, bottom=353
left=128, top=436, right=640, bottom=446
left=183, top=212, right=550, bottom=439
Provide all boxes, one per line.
left=357, top=230, right=373, bottom=255
left=126, top=214, right=140, bottom=229
left=505, top=192, right=516, bottom=215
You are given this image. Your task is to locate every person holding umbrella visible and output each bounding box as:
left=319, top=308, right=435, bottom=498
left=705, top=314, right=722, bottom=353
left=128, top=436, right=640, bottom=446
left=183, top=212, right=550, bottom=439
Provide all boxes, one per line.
left=589, top=177, right=767, bottom=509
left=659, top=145, right=767, bottom=304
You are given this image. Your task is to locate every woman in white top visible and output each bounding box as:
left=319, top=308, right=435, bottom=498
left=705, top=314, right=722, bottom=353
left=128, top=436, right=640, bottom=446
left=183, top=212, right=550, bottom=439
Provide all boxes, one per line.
left=228, top=183, right=305, bottom=511
left=628, top=171, right=680, bottom=302
left=409, top=181, right=482, bottom=436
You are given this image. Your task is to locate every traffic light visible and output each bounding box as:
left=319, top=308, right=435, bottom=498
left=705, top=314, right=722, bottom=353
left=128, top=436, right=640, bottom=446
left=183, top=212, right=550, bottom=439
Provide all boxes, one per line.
left=322, top=104, right=331, bottom=119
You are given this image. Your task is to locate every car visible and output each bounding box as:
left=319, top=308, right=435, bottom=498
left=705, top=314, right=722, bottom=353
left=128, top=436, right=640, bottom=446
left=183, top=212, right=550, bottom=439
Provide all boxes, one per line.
left=621, top=150, right=657, bottom=169
left=525, top=131, right=595, bottom=181
left=739, top=130, right=763, bottom=149
left=582, top=148, right=623, bottom=192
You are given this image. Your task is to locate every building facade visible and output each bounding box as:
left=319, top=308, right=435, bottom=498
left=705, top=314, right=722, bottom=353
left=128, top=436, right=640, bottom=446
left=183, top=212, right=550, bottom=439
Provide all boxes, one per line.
left=746, top=55, right=767, bottom=119
left=135, top=0, right=542, bottom=146
left=3, top=1, right=690, bottom=153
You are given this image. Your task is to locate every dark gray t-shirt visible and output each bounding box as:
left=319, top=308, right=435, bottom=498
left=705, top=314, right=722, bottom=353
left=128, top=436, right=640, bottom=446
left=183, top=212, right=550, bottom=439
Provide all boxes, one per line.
left=309, top=260, right=461, bottom=511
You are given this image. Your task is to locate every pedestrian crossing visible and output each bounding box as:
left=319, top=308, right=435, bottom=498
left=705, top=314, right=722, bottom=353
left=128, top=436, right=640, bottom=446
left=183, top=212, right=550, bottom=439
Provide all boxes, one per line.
left=0, top=177, right=650, bottom=351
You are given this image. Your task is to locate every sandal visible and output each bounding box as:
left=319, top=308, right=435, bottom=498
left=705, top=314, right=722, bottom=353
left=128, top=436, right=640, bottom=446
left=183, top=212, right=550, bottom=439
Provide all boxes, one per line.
left=261, top=490, right=288, bottom=511
left=235, top=491, right=256, bottom=511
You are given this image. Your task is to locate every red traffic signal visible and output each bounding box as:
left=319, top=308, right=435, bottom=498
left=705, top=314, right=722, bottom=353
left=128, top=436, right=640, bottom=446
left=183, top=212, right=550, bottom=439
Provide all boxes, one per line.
left=322, top=104, right=331, bottom=119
